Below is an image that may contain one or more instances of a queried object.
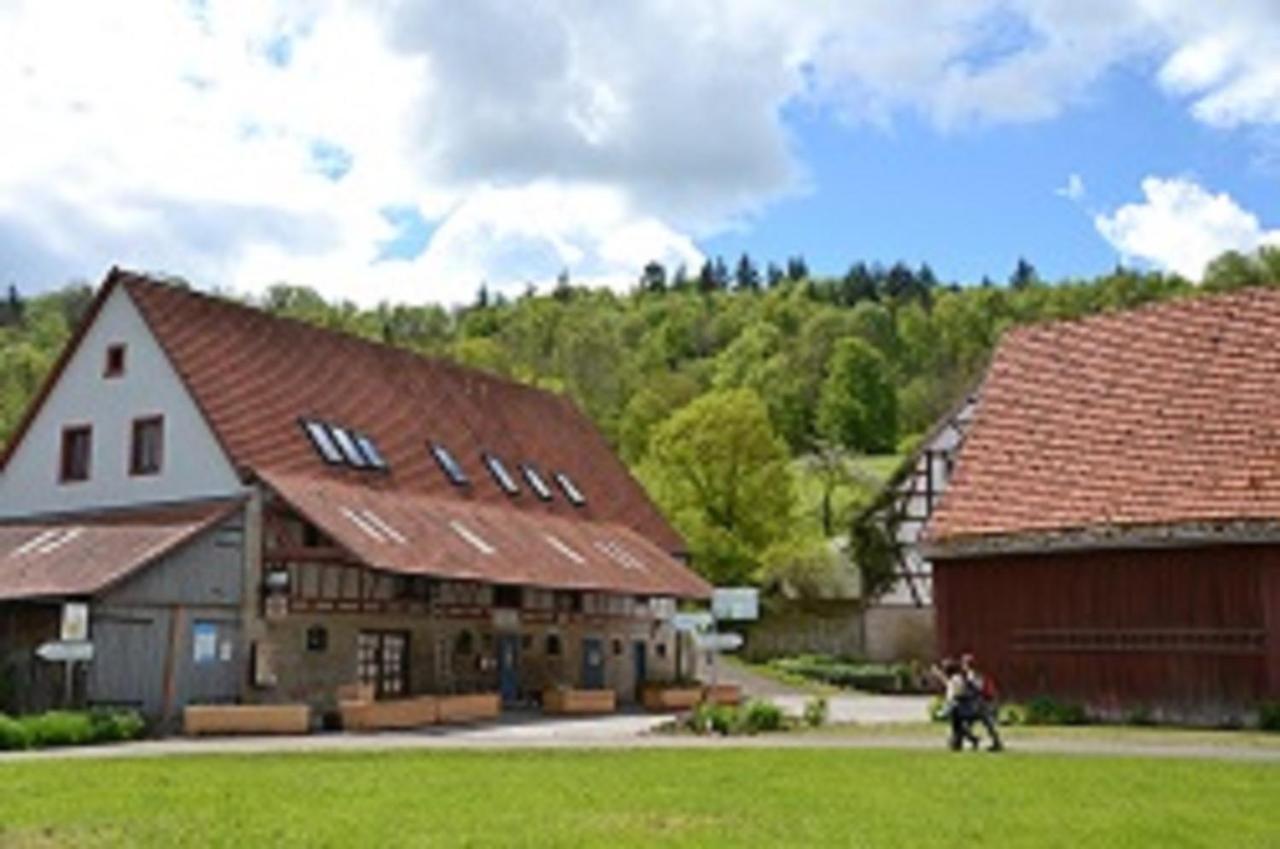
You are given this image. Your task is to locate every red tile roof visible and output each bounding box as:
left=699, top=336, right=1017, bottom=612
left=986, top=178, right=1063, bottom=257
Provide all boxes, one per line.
left=928, top=288, right=1280, bottom=548
left=263, top=471, right=710, bottom=598
left=0, top=499, right=242, bottom=600
left=111, top=270, right=685, bottom=556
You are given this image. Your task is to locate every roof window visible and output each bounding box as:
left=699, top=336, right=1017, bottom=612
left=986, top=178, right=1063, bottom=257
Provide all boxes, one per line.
left=483, top=453, right=519, bottom=495
left=520, top=463, right=553, bottom=501
left=431, top=443, right=469, bottom=485
left=554, top=472, right=586, bottom=506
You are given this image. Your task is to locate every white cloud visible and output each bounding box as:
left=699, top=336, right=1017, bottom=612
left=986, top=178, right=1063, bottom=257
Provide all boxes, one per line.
left=1094, top=176, right=1280, bottom=279
left=2, top=1, right=1280, bottom=304
left=1056, top=173, right=1086, bottom=201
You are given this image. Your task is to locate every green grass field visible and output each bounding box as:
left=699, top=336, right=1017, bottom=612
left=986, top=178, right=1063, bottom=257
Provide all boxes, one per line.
left=0, top=749, right=1274, bottom=848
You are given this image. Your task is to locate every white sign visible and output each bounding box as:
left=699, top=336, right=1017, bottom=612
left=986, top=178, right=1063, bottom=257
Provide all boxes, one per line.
left=36, top=641, right=94, bottom=662
left=671, top=611, right=714, bottom=632
left=193, top=622, right=218, bottom=664
left=60, top=602, right=89, bottom=642
left=712, top=588, right=759, bottom=622
left=694, top=632, right=744, bottom=652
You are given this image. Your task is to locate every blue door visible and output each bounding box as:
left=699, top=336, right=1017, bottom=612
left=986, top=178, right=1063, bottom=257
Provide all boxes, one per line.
left=581, top=637, right=605, bottom=690
left=498, top=634, right=520, bottom=705
left=632, top=641, right=647, bottom=700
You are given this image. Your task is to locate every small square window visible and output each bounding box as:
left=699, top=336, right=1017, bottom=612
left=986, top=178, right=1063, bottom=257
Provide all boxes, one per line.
left=60, top=425, right=92, bottom=483
left=104, top=344, right=126, bottom=378
left=130, top=416, right=164, bottom=476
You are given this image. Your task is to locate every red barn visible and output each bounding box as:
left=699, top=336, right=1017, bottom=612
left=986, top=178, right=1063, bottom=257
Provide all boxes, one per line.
left=925, top=288, right=1280, bottom=722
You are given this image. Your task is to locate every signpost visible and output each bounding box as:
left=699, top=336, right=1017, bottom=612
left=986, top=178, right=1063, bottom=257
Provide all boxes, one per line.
left=35, top=641, right=94, bottom=663
left=35, top=603, right=94, bottom=708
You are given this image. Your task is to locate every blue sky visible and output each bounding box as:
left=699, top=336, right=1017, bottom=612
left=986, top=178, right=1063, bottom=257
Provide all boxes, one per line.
left=3, top=2, right=1280, bottom=304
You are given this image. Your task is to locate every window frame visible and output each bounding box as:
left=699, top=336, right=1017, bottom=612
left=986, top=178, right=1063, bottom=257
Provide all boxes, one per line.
left=59, top=424, right=92, bottom=484
left=300, top=419, right=345, bottom=466
left=430, top=442, right=470, bottom=486
left=482, top=452, right=520, bottom=495
left=554, top=471, right=586, bottom=506
left=129, top=415, right=165, bottom=477
left=103, top=344, right=126, bottom=379
left=520, top=463, right=553, bottom=501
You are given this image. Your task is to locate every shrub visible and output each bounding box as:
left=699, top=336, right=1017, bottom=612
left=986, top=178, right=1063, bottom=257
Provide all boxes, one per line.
left=687, top=703, right=739, bottom=736
left=0, top=714, right=31, bottom=750
left=23, top=711, right=95, bottom=747
left=740, top=700, right=784, bottom=734
left=768, top=655, right=918, bottom=693
left=926, top=695, right=946, bottom=723
left=802, top=696, right=829, bottom=728
left=1257, top=702, right=1280, bottom=733
left=997, top=703, right=1026, bottom=726
left=1025, top=696, right=1089, bottom=726
left=88, top=709, right=146, bottom=743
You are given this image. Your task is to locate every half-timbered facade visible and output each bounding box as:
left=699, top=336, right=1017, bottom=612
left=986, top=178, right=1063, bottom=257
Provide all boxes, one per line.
left=0, top=269, right=709, bottom=724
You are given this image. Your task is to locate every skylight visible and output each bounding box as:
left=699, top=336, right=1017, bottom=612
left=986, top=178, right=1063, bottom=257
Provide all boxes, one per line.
left=554, top=472, right=586, bottom=506
left=340, top=506, right=386, bottom=543
left=431, top=443, right=469, bottom=485
left=355, top=434, right=388, bottom=470
left=595, top=539, right=647, bottom=571
left=301, top=420, right=344, bottom=465
left=483, top=453, right=519, bottom=495
left=544, top=534, right=585, bottom=565
left=521, top=463, right=553, bottom=500
left=330, top=426, right=371, bottom=468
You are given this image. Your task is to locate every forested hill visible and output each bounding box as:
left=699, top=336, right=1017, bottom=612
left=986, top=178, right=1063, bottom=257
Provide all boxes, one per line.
left=2, top=247, right=1278, bottom=587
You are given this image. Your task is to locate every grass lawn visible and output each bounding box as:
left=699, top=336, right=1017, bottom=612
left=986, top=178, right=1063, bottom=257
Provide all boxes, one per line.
left=0, top=748, right=1275, bottom=848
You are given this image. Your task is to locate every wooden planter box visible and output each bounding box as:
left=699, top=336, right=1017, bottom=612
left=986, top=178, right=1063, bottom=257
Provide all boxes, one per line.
left=184, top=704, right=310, bottom=736
left=340, top=695, right=439, bottom=731
left=641, top=685, right=703, bottom=712
left=437, top=693, right=501, bottom=724
left=543, top=688, right=617, bottom=715
left=702, top=684, right=743, bottom=706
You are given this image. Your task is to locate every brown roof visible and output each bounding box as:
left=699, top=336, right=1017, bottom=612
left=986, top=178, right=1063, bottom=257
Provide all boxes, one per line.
left=103, top=268, right=683, bottom=557
left=263, top=471, right=710, bottom=598
left=927, top=288, right=1280, bottom=548
left=0, top=499, right=242, bottom=600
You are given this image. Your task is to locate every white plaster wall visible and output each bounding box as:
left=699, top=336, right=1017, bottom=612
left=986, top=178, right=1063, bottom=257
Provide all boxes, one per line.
left=0, top=286, right=243, bottom=518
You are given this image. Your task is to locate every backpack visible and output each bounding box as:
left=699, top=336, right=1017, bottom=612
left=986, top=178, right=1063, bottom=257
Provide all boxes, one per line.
left=978, top=673, right=998, bottom=702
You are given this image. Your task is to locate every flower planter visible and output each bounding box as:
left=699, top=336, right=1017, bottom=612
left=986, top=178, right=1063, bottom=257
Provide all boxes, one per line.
left=436, top=693, right=501, bottom=724
left=340, top=695, right=439, bottom=731
left=183, top=704, right=311, bottom=736
left=641, top=685, right=704, bottom=712
left=702, top=684, right=743, bottom=706
left=543, top=688, right=617, bottom=715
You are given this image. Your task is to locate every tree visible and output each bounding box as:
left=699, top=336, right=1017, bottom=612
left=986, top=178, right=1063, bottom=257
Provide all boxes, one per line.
left=639, top=260, right=668, bottom=294
left=816, top=338, right=898, bottom=453
left=734, top=253, right=761, bottom=291
left=786, top=255, right=809, bottom=281
left=1009, top=257, right=1039, bottom=290
left=641, top=389, right=795, bottom=585
left=474, top=283, right=491, bottom=309
left=803, top=438, right=877, bottom=537
left=765, top=262, right=784, bottom=289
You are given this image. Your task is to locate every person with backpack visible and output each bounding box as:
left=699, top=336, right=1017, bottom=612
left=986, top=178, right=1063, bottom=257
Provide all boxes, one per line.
left=961, top=653, right=1004, bottom=752
left=931, top=658, right=980, bottom=751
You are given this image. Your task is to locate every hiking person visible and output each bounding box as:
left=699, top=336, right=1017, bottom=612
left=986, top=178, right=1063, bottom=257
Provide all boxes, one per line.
left=931, top=658, right=979, bottom=751
left=961, top=653, right=1004, bottom=752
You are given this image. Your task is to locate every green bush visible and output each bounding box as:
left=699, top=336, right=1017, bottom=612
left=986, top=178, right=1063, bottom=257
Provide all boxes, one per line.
left=1025, top=696, right=1089, bottom=726
left=24, top=711, right=95, bottom=747
left=89, top=709, right=146, bottom=743
left=740, top=700, right=784, bottom=734
left=1258, top=702, right=1280, bottom=733
left=802, top=696, right=829, bottom=728
left=0, top=714, right=32, bottom=750
left=997, top=703, right=1027, bottom=726
left=926, top=695, right=946, bottom=723
left=768, top=655, right=918, bottom=693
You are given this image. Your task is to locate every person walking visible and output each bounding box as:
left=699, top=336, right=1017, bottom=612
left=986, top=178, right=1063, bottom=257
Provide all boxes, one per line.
left=961, top=653, right=1004, bottom=752
left=932, top=658, right=979, bottom=751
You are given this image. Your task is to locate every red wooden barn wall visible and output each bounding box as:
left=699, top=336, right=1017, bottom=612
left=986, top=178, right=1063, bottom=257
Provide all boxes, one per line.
left=934, top=544, right=1280, bottom=714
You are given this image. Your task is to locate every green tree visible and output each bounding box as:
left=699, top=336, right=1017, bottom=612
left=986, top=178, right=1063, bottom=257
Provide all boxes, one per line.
left=817, top=338, right=898, bottom=453
left=641, top=389, right=795, bottom=585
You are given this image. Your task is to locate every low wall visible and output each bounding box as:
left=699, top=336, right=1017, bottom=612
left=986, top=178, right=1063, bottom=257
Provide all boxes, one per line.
left=863, top=606, right=936, bottom=663
left=741, top=600, right=865, bottom=662
left=340, top=695, right=439, bottom=731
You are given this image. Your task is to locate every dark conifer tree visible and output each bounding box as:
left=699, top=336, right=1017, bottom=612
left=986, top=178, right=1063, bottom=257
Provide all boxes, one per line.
left=1010, top=257, right=1039, bottom=290
left=734, top=253, right=761, bottom=291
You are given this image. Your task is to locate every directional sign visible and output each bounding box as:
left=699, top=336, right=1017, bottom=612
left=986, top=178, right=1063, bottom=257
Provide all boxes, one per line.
left=695, top=632, right=744, bottom=652
left=712, top=588, right=759, bottom=622
left=35, top=641, right=94, bottom=663
left=671, top=611, right=714, bottom=632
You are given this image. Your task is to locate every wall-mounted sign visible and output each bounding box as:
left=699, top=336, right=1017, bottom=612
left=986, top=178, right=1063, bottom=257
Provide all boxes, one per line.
left=60, top=602, right=89, bottom=642
left=193, top=621, right=218, bottom=664
left=712, top=588, right=759, bottom=622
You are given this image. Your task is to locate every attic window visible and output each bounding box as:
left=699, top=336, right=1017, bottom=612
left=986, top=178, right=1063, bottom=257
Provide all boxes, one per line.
left=483, top=453, right=519, bottom=495
left=301, top=420, right=344, bottom=465
left=355, top=434, right=388, bottom=470
left=59, top=425, right=92, bottom=483
left=104, top=344, right=126, bottom=378
left=330, top=426, right=371, bottom=468
left=431, top=443, right=469, bottom=486
left=520, top=463, right=553, bottom=501
left=554, top=472, right=586, bottom=506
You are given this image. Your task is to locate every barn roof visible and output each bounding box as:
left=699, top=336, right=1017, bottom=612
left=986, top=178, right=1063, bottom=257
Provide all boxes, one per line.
left=0, top=499, right=241, bottom=601
left=927, top=287, right=1280, bottom=555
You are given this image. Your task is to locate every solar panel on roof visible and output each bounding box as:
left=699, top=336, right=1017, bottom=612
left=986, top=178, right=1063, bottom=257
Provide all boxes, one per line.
left=554, top=472, right=586, bottom=506
left=520, top=463, right=553, bottom=500
left=431, top=443, right=469, bottom=485
left=483, top=453, right=519, bottom=495
left=330, top=426, right=370, bottom=468
left=301, top=420, right=344, bottom=465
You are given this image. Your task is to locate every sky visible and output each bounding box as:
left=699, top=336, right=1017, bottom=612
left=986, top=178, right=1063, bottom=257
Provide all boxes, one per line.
left=3, top=0, right=1280, bottom=306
